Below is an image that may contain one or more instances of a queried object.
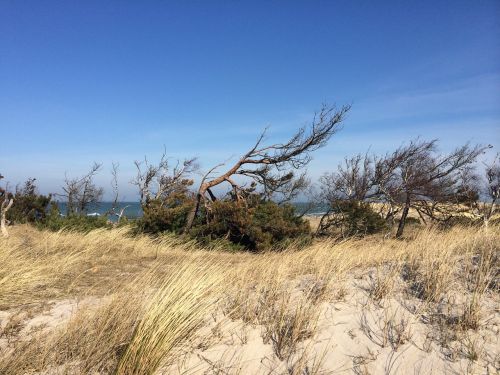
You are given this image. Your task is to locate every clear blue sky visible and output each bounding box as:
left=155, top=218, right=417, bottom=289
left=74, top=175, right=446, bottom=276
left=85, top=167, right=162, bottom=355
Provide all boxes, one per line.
left=1, top=1, right=499, bottom=200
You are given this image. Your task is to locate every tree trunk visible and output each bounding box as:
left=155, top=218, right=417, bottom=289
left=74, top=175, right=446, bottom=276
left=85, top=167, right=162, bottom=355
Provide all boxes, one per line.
left=396, top=195, right=411, bottom=238
left=206, top=188, right=217, bottom=202
left=1, top=198, right=14, bottom=238
left=315, top=209, right=332, bottom=236
left=483, top=200, right=496, bottom=230
left=385, top=209, right=394, bottom=226
left=184, top=190, right=205, bottom=233
left=416, top=208, right=427, bottom=225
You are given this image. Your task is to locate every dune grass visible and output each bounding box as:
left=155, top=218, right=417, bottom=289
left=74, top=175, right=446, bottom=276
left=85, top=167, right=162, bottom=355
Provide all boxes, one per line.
left=0, top=224, right=498, bottom=374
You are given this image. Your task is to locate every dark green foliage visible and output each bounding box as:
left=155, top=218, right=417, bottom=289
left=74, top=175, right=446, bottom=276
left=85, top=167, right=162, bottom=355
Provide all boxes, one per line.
left=133, top=183, right=311, bottom=251
left=191, top=199, right=311, bottom=251
left=39, top=204, right=111, bottom=232
left=7, top=178, right=52, bottom=224
left=335, top=200, right=386, bottom=237
left=319, top=200, right=386, bottom=238
left=4, top=178, right=110, bottom=233
left=135, top=192, right=195, bottom=234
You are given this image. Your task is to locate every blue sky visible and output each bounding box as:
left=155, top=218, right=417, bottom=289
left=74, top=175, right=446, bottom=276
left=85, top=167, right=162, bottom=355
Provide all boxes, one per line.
left=1, top=1, right=499, bottom=200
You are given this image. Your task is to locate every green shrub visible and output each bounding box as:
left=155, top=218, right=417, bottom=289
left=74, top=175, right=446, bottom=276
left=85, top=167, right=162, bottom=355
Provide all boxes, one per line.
left=320, top=200, right=386, bottom=238
left=38, top=204, right=111, bottom=232
left=134, top=192, right=194, bottom=234
left=7, top=178, right=51, bottom=224
left=193, top=236, right=247, bottom=252
left=131, top=188, right=311, bottom=251
left=191, top=199, right=311, bottom=251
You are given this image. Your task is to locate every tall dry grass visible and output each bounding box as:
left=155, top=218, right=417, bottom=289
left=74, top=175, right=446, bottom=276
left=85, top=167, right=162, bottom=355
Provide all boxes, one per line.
left=115, top=261, right=226, bottom=375
left=0, top=224, right=498, bottom=374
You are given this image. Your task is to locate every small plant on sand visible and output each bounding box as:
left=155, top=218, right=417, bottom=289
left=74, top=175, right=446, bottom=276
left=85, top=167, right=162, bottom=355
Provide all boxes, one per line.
left=298, top=275, right=328, bottom=304
left=261, top=296, right=318, bottom=360
left=386, top=315, right=412, bottom=351
left=459, top=333, right=483, bottom=363
left=359, top=306, right=412, bottom=351
left=458, top=246, right=496, bottom=330
left=352, top=349, right=377, bottom=375
left=366, top=266, right=398, bottom=303
left=286, top=346, right=327, bottom=375
left=401, top=256, right=454, bottom=303
left=115, top=262, right=224, bottom=374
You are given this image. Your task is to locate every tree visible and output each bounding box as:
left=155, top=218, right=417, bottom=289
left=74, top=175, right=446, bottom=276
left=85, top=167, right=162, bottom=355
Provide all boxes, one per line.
left=0, top=174, right=14, bottom=237
left=132, top=150, right=198, bottom=208
left=461, top=151, right=499, bottom=227
left=317, top=153, right=386, bottom=237
left=106, top=163, right=129, bottom=222
left=320, top=153, right=378, bottom=202
left=8, top=178, right=52, bottom=224
left=319, top=140, right=488, bottom=238
left=374, top=140, right=487, bottom=237
left=60, top=162, right=104, bottom=215
left=183, top=104, right=351, bottom=233
left=132, top=151, right=198, bottom=233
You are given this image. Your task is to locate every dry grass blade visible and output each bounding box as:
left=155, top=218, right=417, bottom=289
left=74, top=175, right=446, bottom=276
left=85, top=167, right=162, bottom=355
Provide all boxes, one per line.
left=115, top=260, right=226, bottom=375
left=0, top=225, right=498, bottom=374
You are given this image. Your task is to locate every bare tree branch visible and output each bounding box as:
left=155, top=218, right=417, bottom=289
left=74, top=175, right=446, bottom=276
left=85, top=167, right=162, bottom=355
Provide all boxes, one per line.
left=184, top=104, right=350, bottom=232
left=132, top=149, right=198, bottom=208
left=1, top=197, right=13, bottom=237
left=0, top=174, right=13, bottom=237
left=59, top=162, right=103, bottom=215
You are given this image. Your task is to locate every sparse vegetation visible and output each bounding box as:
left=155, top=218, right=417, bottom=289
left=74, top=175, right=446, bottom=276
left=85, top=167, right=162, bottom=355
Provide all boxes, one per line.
left=2, top=1, right=498, bottom=372
left=318, top=140, right=491, bottom=238
left=1, top=121, right=499, bottom=374
left=0, top=224, right=498, bottom=374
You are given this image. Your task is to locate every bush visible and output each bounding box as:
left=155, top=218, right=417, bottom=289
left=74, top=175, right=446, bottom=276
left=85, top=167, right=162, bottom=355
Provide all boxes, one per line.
left=7, top=178, right=51, bottom=224
left=130, top=188, right=311, bottom=251
left=134, top=192, right=194, bottom=234
left=319, top=200, right=386, bottom=238
left=38, top=204, right=111, bottom=232
left=191, top=199, right=311, bottom=251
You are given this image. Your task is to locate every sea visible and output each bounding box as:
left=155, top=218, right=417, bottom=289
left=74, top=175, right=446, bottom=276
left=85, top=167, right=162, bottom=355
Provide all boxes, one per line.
left=55, top=202, right=328, bottom=220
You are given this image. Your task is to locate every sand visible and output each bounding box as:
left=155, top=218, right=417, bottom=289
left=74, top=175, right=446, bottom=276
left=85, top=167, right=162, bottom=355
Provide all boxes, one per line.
left=1, top=271, right=498, bottom=374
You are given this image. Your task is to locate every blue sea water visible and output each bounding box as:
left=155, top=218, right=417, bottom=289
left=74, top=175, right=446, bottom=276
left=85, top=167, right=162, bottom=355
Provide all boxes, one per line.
left=56, top=202, right=328, bottom=219
left=56, top=202, right=143, bottom=219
